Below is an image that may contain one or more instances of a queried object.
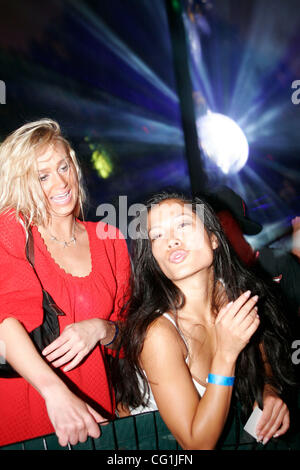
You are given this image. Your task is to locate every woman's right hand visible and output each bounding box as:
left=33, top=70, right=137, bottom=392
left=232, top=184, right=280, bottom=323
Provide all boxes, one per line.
left=215, top=291, right=260, bottom=362
left=0, top=317, right=106, bottom=447
left=43, top=384, right=105, bottom=447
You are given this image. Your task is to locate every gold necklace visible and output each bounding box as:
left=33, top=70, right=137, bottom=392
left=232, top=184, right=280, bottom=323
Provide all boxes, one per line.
left=49, top=220, right=76, bottom=248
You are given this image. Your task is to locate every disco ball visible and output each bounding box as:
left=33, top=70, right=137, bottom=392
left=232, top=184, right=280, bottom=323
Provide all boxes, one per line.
left=196, top=112, right=249, bottom=174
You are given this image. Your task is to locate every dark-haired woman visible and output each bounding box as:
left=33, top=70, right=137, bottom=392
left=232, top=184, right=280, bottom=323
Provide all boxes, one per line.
left=116, top=192, right=294, bottom=450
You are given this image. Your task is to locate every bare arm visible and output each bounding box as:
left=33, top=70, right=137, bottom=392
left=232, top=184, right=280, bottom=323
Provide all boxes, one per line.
left=0, top=317, right=104, bottom=446
left=42, top=318, right=119, bottom=371
left=291, top=217, right=300, bottom=260
left=255, top=344, right=290, bottom=444
left=140, top=292, right=260, bottom=450
left=142, top=332, right=235, bottom=449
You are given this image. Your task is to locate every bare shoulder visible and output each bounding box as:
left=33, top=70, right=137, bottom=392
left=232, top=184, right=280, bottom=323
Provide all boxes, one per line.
left=141, top=314, right=187, bottom=365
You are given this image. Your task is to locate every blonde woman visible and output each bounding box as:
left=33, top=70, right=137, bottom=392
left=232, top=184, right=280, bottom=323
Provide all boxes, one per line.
left=0, top=119, right=130, bottom=447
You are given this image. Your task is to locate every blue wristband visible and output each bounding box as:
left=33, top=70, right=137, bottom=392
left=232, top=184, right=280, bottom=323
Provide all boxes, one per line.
left=102, top=321, right=119, bottom=347
left=207, top=373, right=235, bottom=386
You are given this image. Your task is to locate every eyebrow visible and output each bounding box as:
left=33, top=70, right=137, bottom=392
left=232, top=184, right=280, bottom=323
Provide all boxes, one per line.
left=148, top=212, right=193, bottom=233
left=38, top=158, right=69, bottom=173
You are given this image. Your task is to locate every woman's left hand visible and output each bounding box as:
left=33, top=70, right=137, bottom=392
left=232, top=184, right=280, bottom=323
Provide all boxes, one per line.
left=255, top=386, right=290, bottom=445
left=42, top=319, right=112, bottom=372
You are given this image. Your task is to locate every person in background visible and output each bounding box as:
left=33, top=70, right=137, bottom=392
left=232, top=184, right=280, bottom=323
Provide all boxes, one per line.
left=0, top=119, right=130, bottom=447
left=291, top=217, right=300, bottom=261
left=198, top=186, right=300, bottom=318
left=196, top=186, right=262, bottom=267
left=115, top=191, right=294, bottom=450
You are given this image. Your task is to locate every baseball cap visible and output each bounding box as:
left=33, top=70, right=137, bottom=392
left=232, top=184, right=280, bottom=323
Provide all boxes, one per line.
left=198, top=186, right=263, bottom=235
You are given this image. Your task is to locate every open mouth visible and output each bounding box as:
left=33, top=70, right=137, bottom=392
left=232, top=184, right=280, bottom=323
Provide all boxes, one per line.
left=169, top=250, right=188, bottom=264
left=51, top=189, right=72, bottom=204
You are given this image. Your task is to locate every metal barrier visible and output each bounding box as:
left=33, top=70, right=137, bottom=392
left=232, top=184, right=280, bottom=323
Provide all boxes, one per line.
left=1, top=401, right=300, bottom=451
left=1, top=411, right=180, bottom=451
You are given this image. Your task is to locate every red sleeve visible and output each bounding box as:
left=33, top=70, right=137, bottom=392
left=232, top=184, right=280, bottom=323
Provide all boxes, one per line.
left=0, top=211, right=43, bottom=331
left=106, top=228, right=131, bottom=358
left=109, top=228, right=131, bottom=323
left=217, top=210, right=256, bottom=266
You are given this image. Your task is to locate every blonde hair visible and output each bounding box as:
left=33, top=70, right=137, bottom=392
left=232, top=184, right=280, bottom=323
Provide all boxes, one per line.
left=0, top=118, right=86, bottom=228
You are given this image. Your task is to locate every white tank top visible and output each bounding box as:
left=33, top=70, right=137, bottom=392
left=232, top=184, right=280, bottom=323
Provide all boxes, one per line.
left=130, top=313, right=206, bottom=415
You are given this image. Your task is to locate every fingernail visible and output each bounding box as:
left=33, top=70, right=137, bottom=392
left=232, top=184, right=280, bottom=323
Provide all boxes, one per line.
left=257, top=435, right=263, bottom=443
left=226, top=301, right=233, bottom=308
left=273, top=433, right=279, bottom=438
left=263, top=437, right=269, bottom=445
left=244, top=290, right=251, bottom=297
left=252, top=295, right=259, bottom=301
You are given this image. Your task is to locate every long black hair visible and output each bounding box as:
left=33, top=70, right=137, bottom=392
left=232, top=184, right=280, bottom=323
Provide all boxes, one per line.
left=113, top=191, right=295, bottom=417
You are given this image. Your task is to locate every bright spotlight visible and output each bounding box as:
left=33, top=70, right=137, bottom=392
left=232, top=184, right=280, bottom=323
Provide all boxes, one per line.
left=196, top=111, right=249, bottom=174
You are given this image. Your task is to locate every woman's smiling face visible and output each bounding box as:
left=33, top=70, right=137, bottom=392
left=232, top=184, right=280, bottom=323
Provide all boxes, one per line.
left=36, top=141, right=79, bottom=218
left=148, top=199, right=218, bottom=283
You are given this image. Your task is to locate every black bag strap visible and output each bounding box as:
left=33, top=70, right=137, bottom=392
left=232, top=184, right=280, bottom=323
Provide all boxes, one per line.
left=25, top=226, right=39, bottom=280
left=25, top=226, right=65, bottom=316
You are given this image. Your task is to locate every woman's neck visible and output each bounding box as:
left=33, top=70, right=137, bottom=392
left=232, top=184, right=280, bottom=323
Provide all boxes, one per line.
left=43, top=214, right=76, bottom=241
left=174, top=269, right=217, bottom=326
